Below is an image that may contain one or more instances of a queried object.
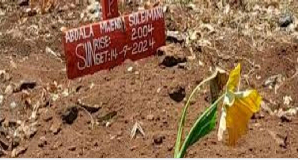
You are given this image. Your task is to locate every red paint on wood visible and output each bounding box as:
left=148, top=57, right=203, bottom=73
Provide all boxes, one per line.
left=101, top=0, right=119, bottom=20
left=63, top=6, right=165, bottom=79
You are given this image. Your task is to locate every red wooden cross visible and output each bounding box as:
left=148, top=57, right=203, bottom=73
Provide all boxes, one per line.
left=101, top=0, right=119, bottom=20
left=62, top=4, right=166, bottom=79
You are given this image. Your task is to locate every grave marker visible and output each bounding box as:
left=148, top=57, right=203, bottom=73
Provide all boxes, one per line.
left=63, top=6, right=166, bottom=79
left=101, top=0, right=119, bottom=20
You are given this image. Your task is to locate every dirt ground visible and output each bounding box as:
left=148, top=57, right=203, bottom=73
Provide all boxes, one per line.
left=0, top=0, right=298, bottom=158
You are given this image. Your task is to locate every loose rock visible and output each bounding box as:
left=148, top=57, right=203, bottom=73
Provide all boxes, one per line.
left=14, top=80, right=36, bottom=92
left=0, top=95, right=3, bottom=105
left=153, top=135, right=165, bottom=145
left=260, top=101, right=274, bottom=115
left=68, top=146, right=76, bottom=151
left=24, top=124, right=37, bottom=139
left=0, top=136, right=9, bottom=150
left=50, top=120, right=62, bottom=135
left=146, top=114, right=155, bottom=121
left=0, top=70, right=11, bottom=82
left=169, top=86, right=186, bottom=102
left=268, top=130, right=287, bottom=148
left=26, top=8, right=37, bottom=16
left=166, top=31, right=187, bottom=43
left=127, top=66, right=133, bottom=72
left=10, top=102, right=17, bottom=110
left=4, top=85, right=13, bottom=95
left=11, top=146, right=27, bottom=158
left=38, top=136, right=47, bottom=148
left=18, top=0, right=29, bottom=6
left=279, top=14, right=293, bottom=27
left=77, top=99, right=101, bottom=113
left=158, top=46, right=187, bottom=67
left=61, top=106, right=78, bottom=124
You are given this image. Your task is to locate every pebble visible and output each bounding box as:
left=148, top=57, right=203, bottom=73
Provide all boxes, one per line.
left=11, top=146, right=27, bottom=158
left=38, top=136, right=47, bottom=148
left=146, top=114, right=155, bottom=121
left=279, top=14, right=293, bottom=27
left=10, top=102, right=17, bottom=110
left=61, top=106, right=78, bottom=124
left=18, top=0, right=29, bottom=6
left=24, top=124, right=37, bottom=139
left=153, top=135, right=165, bottom=145
left=50, top=120, right=62, bottom=135
left=127, top=66, right=133, bottom=72
left=4, top=85, right=13, bottom=95
left=0, top=95, right=3, bottom=105
left=68, top=146, right=76, bottom=151
left=168, top=86, right=186, bottom=102
left=0, top=136, right=9, bottom=150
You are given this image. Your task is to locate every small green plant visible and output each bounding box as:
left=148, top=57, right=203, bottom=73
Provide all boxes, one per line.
left=174, top=64, right=262, bottom=158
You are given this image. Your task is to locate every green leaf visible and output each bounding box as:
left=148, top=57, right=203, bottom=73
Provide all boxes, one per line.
left=176, top=94, right=224, bottom=158
left=174, top=68, right=227, bottom=158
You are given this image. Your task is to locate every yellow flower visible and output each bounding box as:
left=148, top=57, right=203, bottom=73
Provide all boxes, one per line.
left=217, top=63, right=262, bottom=145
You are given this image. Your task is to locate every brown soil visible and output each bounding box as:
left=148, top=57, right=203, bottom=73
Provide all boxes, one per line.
left=0, top=0, right=298, bottom=158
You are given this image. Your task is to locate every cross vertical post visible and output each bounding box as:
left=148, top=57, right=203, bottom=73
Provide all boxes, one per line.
left=101, top=0, right=119, bottom=20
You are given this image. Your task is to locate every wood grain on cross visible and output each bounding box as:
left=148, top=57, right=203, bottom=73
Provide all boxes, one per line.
left=101, top=0, right=119, bottom=20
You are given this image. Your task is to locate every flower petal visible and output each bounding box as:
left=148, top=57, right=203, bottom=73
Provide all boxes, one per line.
left=226, top=63, right=241, bottom=92
left=225, top=90, right=262, bottom=145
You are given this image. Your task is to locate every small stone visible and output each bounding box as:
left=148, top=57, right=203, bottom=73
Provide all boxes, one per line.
left=251, top=112, right=265, bottom=120
left=18, top=0, right=29, bottom=6
left=60, top=27, right=68, bottom=32
left=166, top=31, right=186, bottom=43
left=283, top=96, right=292, bottom=106
left=167, top=145, right=173, bottom=151
left=261, top=101, right=274, bottom=115
left=24, top=124, right=37, bottom=139
left=51, top=141, right=62, bottom=150
left=38, top=136, right=47, bottom=148
left=68, top=146, right=76, bottom=151
left=10, top=102, right=17, bottom=110
left=58, top=5, right=69, bottom=12
left=153, top=135, right=165, bottom=145
left=178, top=63, right=187, bottom=69
left=14, top=80, right=36, bottom=92
left=0, top=70, right=11, bottom=82
left=130, top=145, right=137, bottom=151
left=26, top=8, right=37, bottom=16
left=42, top=114, right=53, bottom=122
left=61, top=106, right=78, bottom=124
left=50, top=120, right=62, bottom=135
left=11, top=146, right=27, bottom=158
left=116, top=131, right=123, bottom=137
left=127, top=66, right=133, bottom=72
left=2, top=119, right=18, bottom=128
left=12, top=137, right=20, bottom=148
left=268, top=130, right=287, bottom=148
left=168, top=86, right=186, bottom=102
left=4, top=85, right=13, bottom=95
left=77, top=99, right=101, bottom=113
left=0, top=117, right=5, bottom=125
left=0, top=95, right=3, bottom=105
left=280, top=115, right=292, bottom=122
left=159, top=48, right=187, bottom=68
left=146, top=114, right=155, bottom=121
left=279, top=14, right=293, bottom=27
left=0, top=136, right=9, bottom=150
